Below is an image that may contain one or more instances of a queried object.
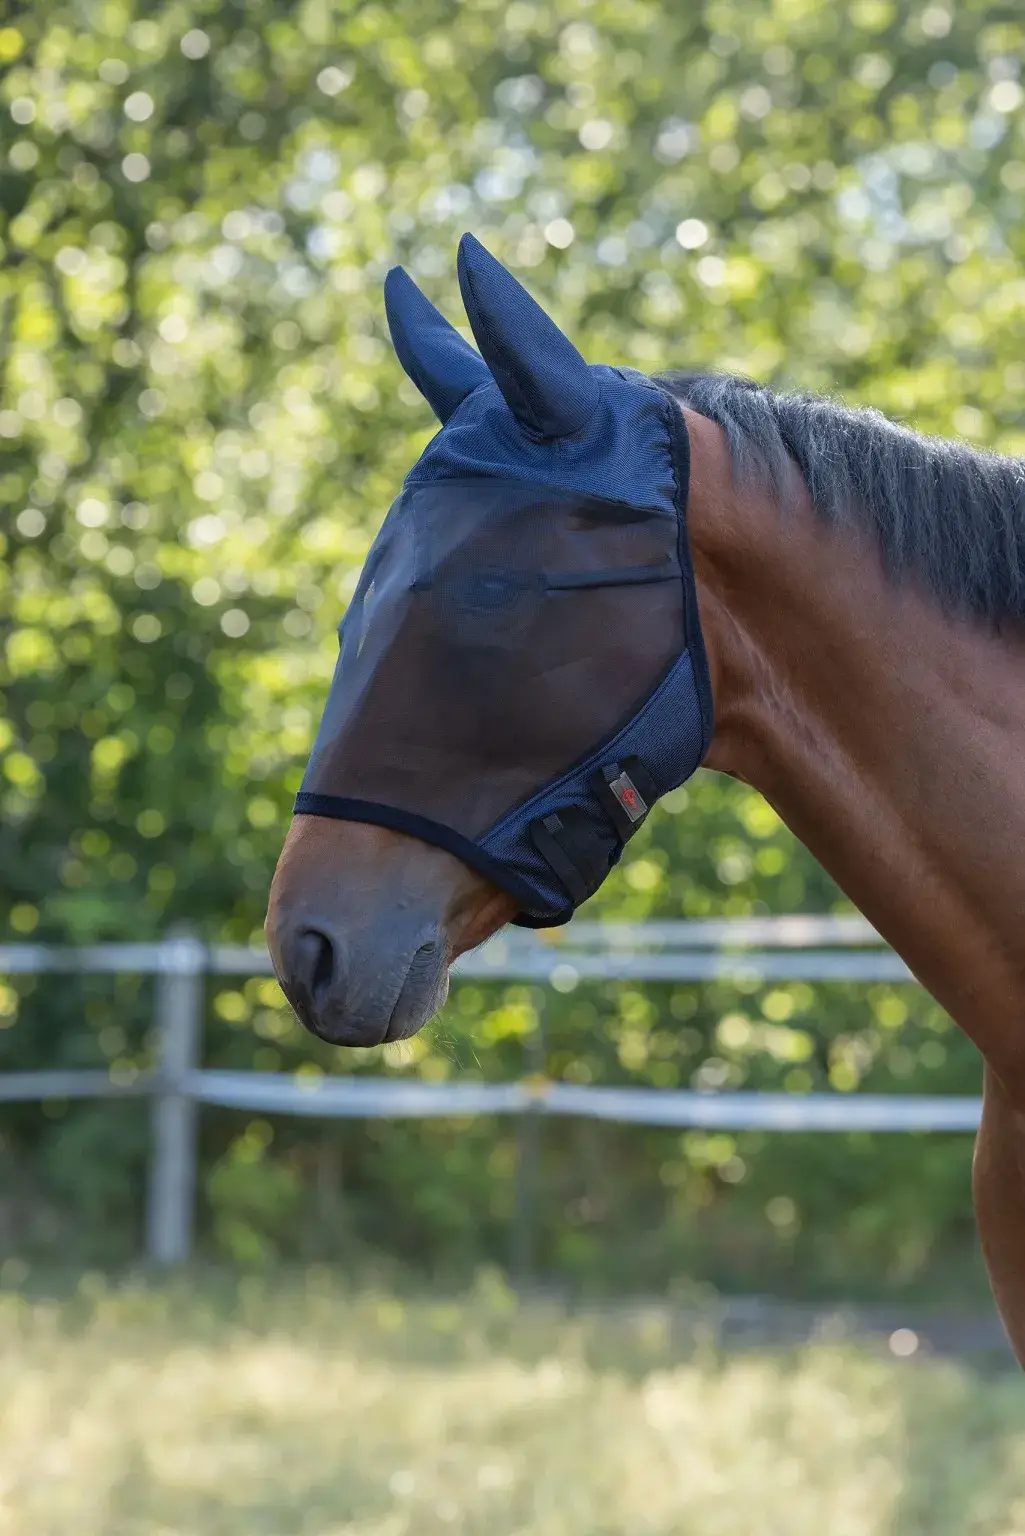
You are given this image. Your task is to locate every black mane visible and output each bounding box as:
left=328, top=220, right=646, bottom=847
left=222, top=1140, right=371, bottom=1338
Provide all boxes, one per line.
left=656, top=371, right=1025, bottom=622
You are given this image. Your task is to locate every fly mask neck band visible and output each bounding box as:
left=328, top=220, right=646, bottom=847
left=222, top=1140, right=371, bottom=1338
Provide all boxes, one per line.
left=293, top=233, right=714, bottom=926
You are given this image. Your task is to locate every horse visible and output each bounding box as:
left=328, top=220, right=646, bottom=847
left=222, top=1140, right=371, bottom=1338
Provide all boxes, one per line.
left=266, top=234, right=1025, bottom=1364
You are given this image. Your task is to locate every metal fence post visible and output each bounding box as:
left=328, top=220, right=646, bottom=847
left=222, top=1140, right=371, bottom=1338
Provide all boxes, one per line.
left=511, top=988, right=547, bottom=1288
left=146, top=930, right=206, bottom=1265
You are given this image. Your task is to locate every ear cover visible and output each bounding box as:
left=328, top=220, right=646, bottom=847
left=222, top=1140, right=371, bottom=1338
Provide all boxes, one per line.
left=456, top=232, right=599, bottom=439
left=384, top=264, right=491, bottom=423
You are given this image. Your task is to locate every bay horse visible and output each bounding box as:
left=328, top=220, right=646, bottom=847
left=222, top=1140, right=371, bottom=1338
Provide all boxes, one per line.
left=266, top=235, right=1025, bottom=1364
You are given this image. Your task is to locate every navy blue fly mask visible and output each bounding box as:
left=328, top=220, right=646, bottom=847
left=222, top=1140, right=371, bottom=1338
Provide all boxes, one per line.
left=295, top=234, right=713, bottom=926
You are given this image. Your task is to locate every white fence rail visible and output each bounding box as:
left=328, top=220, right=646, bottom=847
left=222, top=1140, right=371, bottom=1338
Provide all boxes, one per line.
left=0, top=921, right=979, bottom=1266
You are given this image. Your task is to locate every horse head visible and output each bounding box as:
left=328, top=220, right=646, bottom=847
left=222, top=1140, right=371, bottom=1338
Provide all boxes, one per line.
left=266, top=235, right=712, bottom=1044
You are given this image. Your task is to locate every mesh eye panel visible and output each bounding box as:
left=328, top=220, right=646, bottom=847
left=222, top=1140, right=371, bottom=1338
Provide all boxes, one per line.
left=301, top=480, right=685, bottom=839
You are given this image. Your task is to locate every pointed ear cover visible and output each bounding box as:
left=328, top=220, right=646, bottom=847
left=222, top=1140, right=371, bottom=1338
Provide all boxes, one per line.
left=384, top=265, right=491, bottom=423
left=456, top=233, right=599, bottom=439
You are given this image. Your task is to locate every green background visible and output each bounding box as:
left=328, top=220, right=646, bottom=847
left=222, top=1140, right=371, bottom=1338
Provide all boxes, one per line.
left=1, top=0, right=1021, bottom=1297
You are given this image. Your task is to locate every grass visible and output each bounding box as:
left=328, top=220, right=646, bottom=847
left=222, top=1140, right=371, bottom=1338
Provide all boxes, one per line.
left=2, top=1271, right=1025, bottom=1535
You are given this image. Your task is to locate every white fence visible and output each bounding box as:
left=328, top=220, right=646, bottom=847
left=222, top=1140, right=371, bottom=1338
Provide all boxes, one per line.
left=0, top=919, right=980, bottom=1267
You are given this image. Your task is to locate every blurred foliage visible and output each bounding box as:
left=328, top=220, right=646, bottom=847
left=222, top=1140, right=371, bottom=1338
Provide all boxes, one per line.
left=0, top=0, right=1019, bottom=1295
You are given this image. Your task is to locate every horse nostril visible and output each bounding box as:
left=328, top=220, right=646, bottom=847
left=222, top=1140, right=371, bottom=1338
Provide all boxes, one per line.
left=299, top=927, right=336, bottom=1003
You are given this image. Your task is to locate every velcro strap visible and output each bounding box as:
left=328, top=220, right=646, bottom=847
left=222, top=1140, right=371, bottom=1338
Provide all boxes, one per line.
left=591, top=756, right=658, bottom=841
left=530, top=808, right=609, bottom=906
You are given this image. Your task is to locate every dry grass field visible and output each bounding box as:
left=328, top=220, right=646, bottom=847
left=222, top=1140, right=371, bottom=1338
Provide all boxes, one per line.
left=2, top=1272, right=1025, bottom=1536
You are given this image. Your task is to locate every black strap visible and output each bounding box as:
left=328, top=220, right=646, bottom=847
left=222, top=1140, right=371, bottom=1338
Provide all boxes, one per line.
left=530, top=808, right=609, bottom=906
left=529, top=759, right=658, bottom=909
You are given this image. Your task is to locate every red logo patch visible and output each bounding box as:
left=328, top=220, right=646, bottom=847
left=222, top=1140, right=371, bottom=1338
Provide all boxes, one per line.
left=609, top=771, right=647, bottom=824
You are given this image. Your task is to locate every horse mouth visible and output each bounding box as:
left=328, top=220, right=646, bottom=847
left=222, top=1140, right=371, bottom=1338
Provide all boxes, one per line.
left=384, top=940, right=450, bottom=1041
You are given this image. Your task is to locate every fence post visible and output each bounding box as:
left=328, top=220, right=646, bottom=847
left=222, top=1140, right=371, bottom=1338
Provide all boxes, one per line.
left=146, top=929, right=206, bottom=1265
left=511, top=988, right=547, bottom=1289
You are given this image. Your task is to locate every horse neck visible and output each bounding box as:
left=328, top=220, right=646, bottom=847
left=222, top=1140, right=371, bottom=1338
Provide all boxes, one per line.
left=682, top=406, right=1025, bottom=1079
